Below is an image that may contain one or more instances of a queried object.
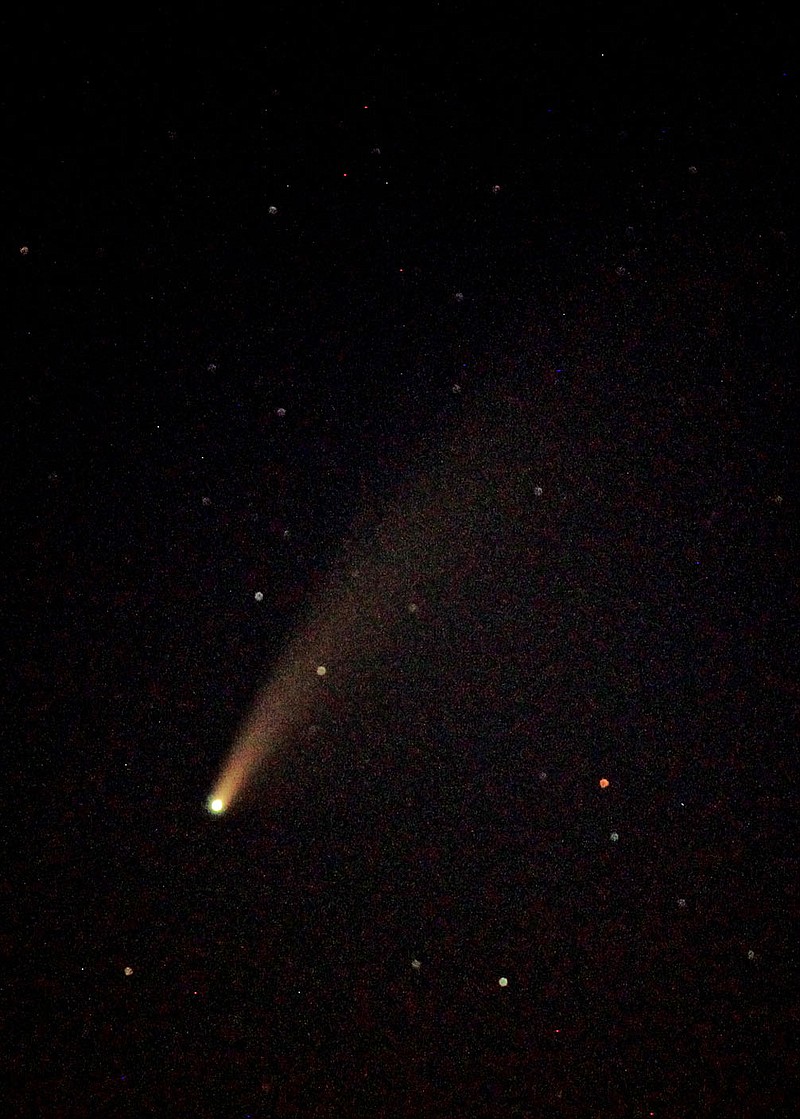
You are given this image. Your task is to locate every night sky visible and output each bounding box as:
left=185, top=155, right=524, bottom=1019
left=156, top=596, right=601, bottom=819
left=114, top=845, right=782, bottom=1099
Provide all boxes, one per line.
left=5, top=8, right=797, bottom=1117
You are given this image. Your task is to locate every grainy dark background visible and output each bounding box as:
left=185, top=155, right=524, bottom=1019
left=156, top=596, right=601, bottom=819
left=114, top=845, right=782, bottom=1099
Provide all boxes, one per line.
left=4, top=6, right=796, bottom=1116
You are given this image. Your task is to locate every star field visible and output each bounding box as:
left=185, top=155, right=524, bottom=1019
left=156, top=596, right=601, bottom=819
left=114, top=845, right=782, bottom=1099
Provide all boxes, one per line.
left=6, top=8, right=796, bottom=1117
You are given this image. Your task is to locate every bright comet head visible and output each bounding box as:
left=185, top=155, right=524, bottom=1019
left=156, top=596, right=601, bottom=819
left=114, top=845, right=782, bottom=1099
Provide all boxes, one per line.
left=208, top=797, right=226, bottom=814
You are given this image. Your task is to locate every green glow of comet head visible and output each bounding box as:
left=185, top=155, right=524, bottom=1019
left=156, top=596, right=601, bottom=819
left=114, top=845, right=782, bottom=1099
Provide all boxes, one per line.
left=208, top=797, right=226, bottom=815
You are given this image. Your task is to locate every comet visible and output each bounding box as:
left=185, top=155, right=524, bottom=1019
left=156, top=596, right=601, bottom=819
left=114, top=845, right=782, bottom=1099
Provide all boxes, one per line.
left=208, top=384, right=546, bottom=811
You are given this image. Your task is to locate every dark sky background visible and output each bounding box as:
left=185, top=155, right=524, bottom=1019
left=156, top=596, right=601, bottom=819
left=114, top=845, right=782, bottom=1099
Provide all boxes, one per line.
left=4, top=7, right=797, bottom=1117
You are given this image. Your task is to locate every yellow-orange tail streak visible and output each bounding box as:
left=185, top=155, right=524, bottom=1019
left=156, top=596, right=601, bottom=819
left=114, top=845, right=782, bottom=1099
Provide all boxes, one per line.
left=209, top=386, right=541, bottom=812
left=209, top=652, right=320, bottom=811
